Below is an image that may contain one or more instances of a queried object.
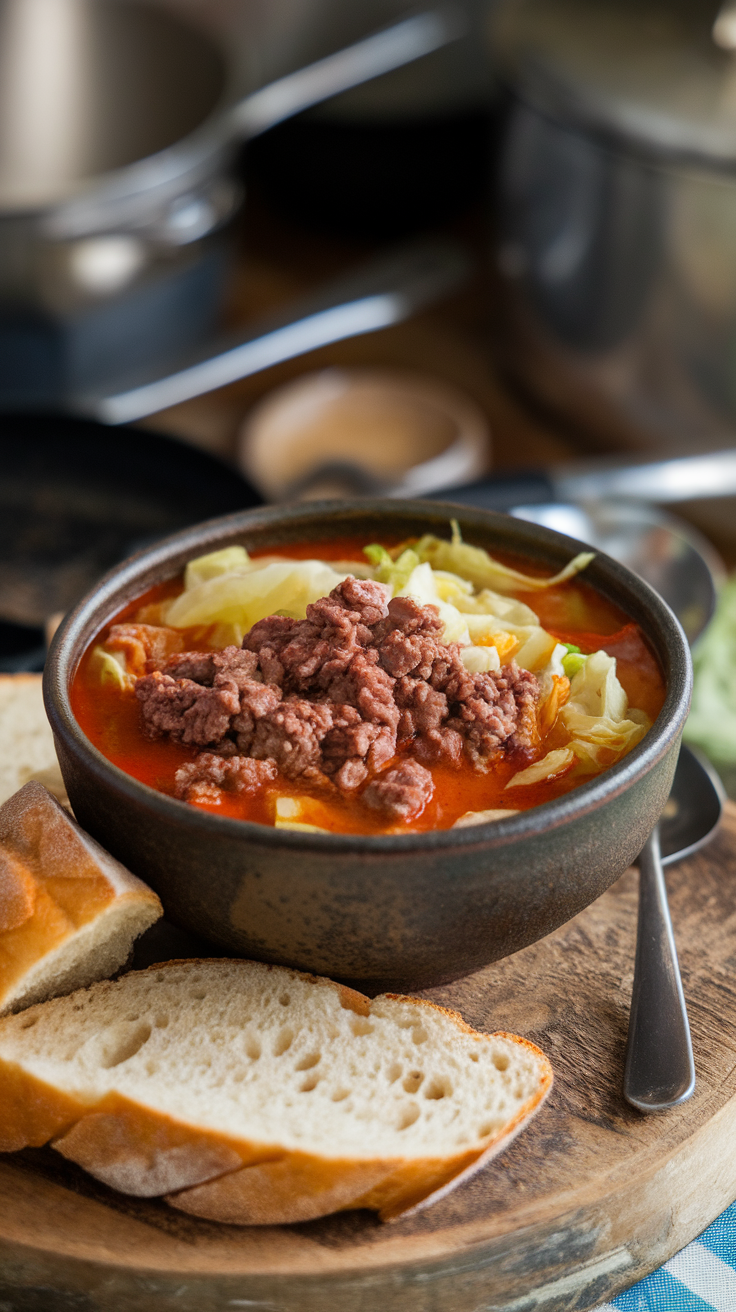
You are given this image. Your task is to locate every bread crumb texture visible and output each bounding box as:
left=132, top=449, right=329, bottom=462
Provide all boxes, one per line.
left=0, top=675, right=68, bottom=807
left=0, top=782, right=161, bottom=1014
left=0, top=958, right=552, bottom=1222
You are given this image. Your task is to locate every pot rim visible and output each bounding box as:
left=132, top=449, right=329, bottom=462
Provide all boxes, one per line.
left=44, top=497, right=692, bottom=853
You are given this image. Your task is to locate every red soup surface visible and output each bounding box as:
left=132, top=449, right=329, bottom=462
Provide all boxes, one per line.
left=71, top=537, right=666, bottom=834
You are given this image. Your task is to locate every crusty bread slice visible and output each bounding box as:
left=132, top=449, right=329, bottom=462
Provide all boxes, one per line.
left=0, top=674, right=68, bottom=808
left=0, top=958, right=552, bottom=1223
left=0, top=782, right=162, bottom=1015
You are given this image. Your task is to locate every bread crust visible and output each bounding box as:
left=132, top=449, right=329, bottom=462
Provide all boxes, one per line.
left=0, top=961, right=553, bottom=1224
left=0, top=1058, right=88, bottom=1152
left=0, top=782, right=162, bottom=1013
left=167, top=1028, right=553, bottom=1225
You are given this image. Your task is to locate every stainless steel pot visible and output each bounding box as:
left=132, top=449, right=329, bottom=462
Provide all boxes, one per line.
left=0, top=0, right=465, bottom=405
left=490, top=0, right=736, bottom=460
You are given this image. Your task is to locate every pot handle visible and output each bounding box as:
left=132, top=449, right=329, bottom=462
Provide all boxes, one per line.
left=230, top=9, right=468, bottom=140
left=72, top=238, right=471, bottom=425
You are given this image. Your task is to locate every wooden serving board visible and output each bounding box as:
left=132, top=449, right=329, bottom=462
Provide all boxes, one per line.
left=3, top=806, right=736, bottom=1312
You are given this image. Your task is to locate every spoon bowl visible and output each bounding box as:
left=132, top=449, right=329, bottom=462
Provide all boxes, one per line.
left=660, top=745, right=725, bottom=865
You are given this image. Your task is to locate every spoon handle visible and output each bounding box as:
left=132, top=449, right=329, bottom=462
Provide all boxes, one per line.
left=624, top=827, right=695, bottom=1111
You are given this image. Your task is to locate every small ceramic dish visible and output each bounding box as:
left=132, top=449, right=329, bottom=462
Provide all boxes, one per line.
left=238, top=368, right=489, bottom=501
left=44, top=500, right=691, bottom=993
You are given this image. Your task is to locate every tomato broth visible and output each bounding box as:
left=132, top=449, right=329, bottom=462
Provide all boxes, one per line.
left=70, top=538, right=666, bottom=834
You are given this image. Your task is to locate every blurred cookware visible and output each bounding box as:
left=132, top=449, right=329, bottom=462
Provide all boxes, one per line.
left=238, top=366, right=489, bottom=500
left=74, top=236, right=471, bottom=422
left=0, top=0, right=463, bottom=406
left=0, top=411, right=259, bottom=671
left=246, top=0, right=497, bottom=238
left=491, top=0, right=736, bottom=462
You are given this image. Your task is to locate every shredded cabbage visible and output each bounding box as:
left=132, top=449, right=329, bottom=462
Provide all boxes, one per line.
left=513, top=627, right=560, bottom=673
left=184, top=546, right=251, bottom=590
left=506, top=747, right=576, bottom=788
left=274, top=796, right=328, bottom=833
left=460, top=645, right=501, bottom=673
left=413, top=531, right=594, bottom=594
left=563, top=650, right=628, bottom=721
left=536, top=644, right=570, bottom=715
left=454, top=589, right=540, bottom=625
left=163, top=560, right=348, bottom=630
left=453, top=808, right=520, bottom=827
left=364, top=544, right=420, bottom=593
left=565, top=711, right=649, bottom=770
left=560, top=651, right=650, bottom=769
left=432, top=571, right=474, bottom=602
left=90, top=645, right=132, bottom=690
left=130, top=527, right=652, bottom=806
left=397, top=562, right=471, bottom=645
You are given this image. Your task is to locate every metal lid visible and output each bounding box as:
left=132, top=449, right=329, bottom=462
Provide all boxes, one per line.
left=493, top=0, right=736, bottom=165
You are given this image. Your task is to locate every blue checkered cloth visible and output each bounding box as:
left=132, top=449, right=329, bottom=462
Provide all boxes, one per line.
left=594, top=1203, right=736, bottom=1311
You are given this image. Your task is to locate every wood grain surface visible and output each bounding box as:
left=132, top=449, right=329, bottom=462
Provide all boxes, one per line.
left=2, top=804, right=736, bottom=1312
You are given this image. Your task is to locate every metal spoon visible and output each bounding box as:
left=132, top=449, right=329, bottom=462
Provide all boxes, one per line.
left=623, top=746, right=724, bottom=1111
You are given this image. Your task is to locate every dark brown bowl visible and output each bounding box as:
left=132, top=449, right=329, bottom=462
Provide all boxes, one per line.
left=44, top=500, right=692, bottom=993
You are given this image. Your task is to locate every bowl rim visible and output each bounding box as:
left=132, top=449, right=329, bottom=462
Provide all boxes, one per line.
left=44, top=497, right=693, bottom=853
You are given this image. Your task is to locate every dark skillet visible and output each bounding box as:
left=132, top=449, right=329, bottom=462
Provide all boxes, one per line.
left=0, top=412, right=259, bottom=670
left=43, top=499, right=692, bottom=994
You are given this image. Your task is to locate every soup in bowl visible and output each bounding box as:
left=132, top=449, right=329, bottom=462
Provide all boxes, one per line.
left=44, top=501, right=691, bottom=992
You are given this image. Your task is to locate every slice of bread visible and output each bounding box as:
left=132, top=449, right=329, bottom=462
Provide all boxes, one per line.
left=0, top=673, right=68, bottom=808
left=0, top=958, right=552, bottom=1223
left=0, top=781, right=162, bottom=1015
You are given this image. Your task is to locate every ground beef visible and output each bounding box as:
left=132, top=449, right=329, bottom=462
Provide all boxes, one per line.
left=135, top=672, right=240, bottom=745
left=321, top=704, right=380, bottom=791
left=133, top=577, right=540, bottom=811
left=175, top=754, right=277, bottom=803
left=363, top=760, right=434, bottom=820
left=163, top=646, right=259, bottom=687
left=244, top=580, right=391, bottom=693
left=249, top=698, right=334, bottom=779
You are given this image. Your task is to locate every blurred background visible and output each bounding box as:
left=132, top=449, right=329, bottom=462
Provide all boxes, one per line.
left=2, top=0, right=736, bottom=789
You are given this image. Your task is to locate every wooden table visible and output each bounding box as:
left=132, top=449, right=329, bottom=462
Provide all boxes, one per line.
left=3, top=804, right=736, bottom=1311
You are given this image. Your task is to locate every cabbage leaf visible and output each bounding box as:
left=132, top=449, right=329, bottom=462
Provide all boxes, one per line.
left=364, top=544, right=420, bottom=593
left=455, top=588, right=540, bottom=625
left=90, top=645, right=133, bottom=690
left=164, top=560, right=348, bottom=630
left=460, top=645, right=501, bottom=673
left=413, top=532, right=594, bottom=594
left=453, top=808, right=520, bottom=827
left=565, top=710, right=649, bottom=770
left=184, top=545, right=251, bottom=590
left=506, top=747, right=576, bottom=788
left=560, top=650, right=650, bottom=768
left=397, top=562, right=470, bottom=645
left=562, top=650, right=628, bottom=721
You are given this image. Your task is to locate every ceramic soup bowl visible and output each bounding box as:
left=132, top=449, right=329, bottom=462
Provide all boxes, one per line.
left=44, top=499, right=691, bottom=992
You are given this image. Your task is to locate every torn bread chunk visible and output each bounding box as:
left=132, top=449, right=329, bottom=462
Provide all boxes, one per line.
left=0, top=958, right=552, bottom=1223
left=0, top=674, right=68, bottom=807
left=0, top=782, right=162, bottom=1015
